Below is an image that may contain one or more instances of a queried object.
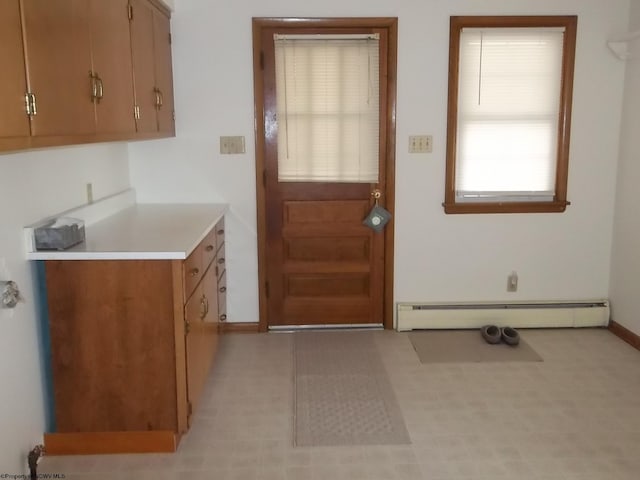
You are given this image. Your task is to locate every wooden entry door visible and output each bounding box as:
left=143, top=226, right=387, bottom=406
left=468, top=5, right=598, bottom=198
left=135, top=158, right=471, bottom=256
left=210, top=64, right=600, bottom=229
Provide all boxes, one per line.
left=253, top=18, right=398, bottom=329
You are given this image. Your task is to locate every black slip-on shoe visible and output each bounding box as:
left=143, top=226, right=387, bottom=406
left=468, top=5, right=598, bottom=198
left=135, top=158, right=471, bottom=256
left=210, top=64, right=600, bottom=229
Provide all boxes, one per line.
left=501, top=326, right=520, bottom=346
left=481, top=325, right=501, bottom=344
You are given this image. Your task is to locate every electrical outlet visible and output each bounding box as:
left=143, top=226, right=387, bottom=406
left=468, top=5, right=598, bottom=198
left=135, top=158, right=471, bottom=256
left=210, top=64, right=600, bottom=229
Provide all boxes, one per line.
left=507, top=271, right=518, bottom=292
left=408, top=135, right=433, bottom=153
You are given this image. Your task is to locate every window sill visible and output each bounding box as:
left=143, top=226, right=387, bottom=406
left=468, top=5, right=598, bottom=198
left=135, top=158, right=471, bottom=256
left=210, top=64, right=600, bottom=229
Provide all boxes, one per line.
left=442, top=200, right=570, bottom=214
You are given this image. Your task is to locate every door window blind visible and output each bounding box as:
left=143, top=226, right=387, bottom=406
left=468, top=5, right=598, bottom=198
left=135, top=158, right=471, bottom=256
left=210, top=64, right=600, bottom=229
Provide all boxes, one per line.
left=274, top=34, right=380, bottom=183
left=455, top=28, right=565, bottom=202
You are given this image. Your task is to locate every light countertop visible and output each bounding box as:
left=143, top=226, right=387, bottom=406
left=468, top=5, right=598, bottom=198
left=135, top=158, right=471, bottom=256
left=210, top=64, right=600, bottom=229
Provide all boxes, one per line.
left=26, top=203, right=228, bottom=260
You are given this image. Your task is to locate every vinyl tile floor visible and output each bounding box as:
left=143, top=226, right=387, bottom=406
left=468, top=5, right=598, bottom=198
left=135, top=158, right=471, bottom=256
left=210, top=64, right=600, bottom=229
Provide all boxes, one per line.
left=39, top=328, right=640, bottom=479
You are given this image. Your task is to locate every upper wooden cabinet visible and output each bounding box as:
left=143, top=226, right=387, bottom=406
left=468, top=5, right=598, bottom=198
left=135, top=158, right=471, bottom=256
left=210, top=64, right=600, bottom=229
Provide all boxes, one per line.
left=130, top=0, right=175, bottom=135
left=0, top=1, right=31, bottom=147
left=21, top=0, right=96, bottom=137
left=0, top=0, right=174, bottom=154
left=21, top=0, right=136, bottom=138
left=89, top=1, right=137, bottom=135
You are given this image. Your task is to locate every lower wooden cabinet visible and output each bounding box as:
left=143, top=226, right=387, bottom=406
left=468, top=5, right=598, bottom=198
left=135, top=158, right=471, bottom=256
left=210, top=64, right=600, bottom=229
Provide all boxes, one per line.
left=42, top=218, right=225, bottom=455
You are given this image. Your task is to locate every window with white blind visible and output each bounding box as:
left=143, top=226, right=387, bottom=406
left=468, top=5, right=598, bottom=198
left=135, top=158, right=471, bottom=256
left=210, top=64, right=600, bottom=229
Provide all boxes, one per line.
left=274, top=34, right=380, bottom=183
left=444, top=16, right=577, bottom=214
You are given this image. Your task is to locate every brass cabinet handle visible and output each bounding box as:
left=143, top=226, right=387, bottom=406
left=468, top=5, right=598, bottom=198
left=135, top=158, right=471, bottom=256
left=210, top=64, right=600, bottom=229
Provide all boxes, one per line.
left=153, top=87, right=164, bottom=109
left=219, top=314, right=227, bottom=322
left=97, top=76, right=104, bottom=100
left=189, top=267, right=199, bottom=277
left=153, top=87, right=161, bottom=109
left=90, top=72, right=98, bottom=101
left=219, top=286, right=226, bottom=293
left=217, top=258, right=225, bottom=265
left=205, top=245, right=214, bottom=252
left=199, top=295, right=207, bottom=320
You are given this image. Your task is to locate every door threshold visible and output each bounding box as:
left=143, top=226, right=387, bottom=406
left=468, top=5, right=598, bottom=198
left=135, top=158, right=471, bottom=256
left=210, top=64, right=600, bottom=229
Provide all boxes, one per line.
left=269, top=323, right=383, bottom=333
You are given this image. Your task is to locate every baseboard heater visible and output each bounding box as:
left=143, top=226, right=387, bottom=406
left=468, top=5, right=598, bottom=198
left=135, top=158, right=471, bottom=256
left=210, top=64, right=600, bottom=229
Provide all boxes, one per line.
left=396, top=300, right=610, bottom=332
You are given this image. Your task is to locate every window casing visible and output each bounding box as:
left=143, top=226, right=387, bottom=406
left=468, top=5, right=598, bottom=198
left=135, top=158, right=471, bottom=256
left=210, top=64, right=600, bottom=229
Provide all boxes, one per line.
left=444, top=16, right=577, bottom=214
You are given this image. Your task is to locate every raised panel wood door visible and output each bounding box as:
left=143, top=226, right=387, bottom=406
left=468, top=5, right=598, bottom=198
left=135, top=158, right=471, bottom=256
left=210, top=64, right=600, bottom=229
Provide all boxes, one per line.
left=0, top=1, right=30, bottom=140
left=184, top=265, right=217, bottom=426
left=89, top=0, right=136, bottom=135
left=256, top=19, right=397, bottom=328
left=21, top=0, right=95, bottom=137
left=153, top=9, right=175, bottom=134
left=129, top=0, right=158, bottom=133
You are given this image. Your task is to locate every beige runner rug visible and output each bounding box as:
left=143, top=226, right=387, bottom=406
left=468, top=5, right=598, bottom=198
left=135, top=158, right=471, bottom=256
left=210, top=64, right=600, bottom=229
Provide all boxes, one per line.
left=294, top=331, right=410, bottom=447
left=409, top=329, right=543, bottom=363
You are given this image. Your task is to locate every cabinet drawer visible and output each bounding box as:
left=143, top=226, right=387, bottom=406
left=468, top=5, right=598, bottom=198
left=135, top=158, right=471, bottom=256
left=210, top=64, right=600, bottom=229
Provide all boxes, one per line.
left=183, top=243, right=203, bottom=301
left=217, top=270, right=227, bottom=322
left=201, top=227, right=217, bottom=270
left=215, top=217, right=225, bottom=251
left=215, top=242, right=226, bottom=280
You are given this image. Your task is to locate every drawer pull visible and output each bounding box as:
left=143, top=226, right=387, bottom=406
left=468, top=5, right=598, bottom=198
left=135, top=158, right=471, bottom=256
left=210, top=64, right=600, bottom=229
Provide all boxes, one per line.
left=205, top=245, right=214, bottom=252
left=219, top=286, right=226, bottom=293
left=217, top=229, right=224, bottom=235
left=219, top=314, right=227, bottom=321
left=217, top=258, right=225, bottom=264
left=199, top=295, right=207, bottom=320
left=189, top=268, right=200, bottom=277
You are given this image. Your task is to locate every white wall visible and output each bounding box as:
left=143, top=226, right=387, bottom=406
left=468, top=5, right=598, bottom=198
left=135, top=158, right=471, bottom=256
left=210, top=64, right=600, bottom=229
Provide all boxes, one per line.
left=0, top=143, right=129, bottom=473
left=129, top=0, right=630, bottom=324
left=610, top=2, right=640, bottom=335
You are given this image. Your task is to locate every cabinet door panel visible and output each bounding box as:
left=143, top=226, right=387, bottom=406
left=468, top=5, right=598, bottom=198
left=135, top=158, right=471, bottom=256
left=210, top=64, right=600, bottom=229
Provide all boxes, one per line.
left=184, top=269, right=217, bottom=426
left=89, top=0, right=136, bottom=134
left=153, top=9, right=175, bottom=134
left=130, top=0, right=158, bottom=133
left=21, top=0, right=95, bottom=136
left=0, top=1, right=30, bottom=139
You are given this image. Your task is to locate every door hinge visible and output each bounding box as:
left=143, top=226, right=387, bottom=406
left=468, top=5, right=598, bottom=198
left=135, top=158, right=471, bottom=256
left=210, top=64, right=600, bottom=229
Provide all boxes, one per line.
left=265, top=281, right=269, bottom=298
left=25, top=93, right=37, bottom=116
left=127, top=3, right=133, bottom=20
left=134, top=105, right=140, bottom=120
left=259, top=50, right=265, bottom=70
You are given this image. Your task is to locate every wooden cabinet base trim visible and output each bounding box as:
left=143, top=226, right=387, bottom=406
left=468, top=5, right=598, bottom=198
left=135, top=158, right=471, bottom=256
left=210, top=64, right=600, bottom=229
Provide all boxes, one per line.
left=44, top=431, right=177, bottom=455
left=219, top=322, right=260, bottom=334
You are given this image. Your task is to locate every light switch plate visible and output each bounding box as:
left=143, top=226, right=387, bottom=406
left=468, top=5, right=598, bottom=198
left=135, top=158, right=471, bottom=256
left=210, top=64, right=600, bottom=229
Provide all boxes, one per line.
left=220, top=136, right=246, bottom=154
left=409, top=135, right=433, bottom=153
